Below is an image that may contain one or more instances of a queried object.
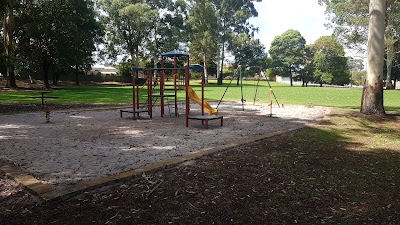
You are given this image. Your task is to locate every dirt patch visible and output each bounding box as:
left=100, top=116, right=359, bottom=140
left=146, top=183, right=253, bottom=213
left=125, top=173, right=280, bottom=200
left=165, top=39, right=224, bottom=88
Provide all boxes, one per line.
left=0, top=102, right=325, bottom=190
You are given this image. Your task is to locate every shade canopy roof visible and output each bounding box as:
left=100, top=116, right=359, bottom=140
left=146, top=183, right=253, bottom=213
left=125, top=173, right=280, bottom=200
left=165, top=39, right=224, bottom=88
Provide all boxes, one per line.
left=188, top=64, right=203, bottom=71
left=161, top=50, right=189, bottom=58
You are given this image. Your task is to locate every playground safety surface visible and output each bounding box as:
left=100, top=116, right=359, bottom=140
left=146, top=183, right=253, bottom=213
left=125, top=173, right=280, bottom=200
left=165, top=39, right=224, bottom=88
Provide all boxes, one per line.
left=0, top=102, right=326, bottom=200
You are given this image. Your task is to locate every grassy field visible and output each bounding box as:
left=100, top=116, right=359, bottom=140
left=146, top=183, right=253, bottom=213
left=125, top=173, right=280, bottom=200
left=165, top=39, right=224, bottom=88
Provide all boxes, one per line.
left=1, top=80, right=399, bottom=112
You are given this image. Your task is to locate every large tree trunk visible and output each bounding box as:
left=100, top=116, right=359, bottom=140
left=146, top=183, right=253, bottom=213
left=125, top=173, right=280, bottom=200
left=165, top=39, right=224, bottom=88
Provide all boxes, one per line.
left=129, top=43, right=139, bottom=68
left=3, top=1, right=17, bottom=88
left=203, top=54, right=208, bottom=84
left=289, top=67, right=293, bottom=86
left=75, top=66, right=80, bottom=86
left=42, top=55, right=50, bottom=89
left=216, top=49, right=221, bottom=82
left=52, top=65, right=59, bottom=86
left=218, top=43, right=224, bottom=85
left=361, top=0, right=386, bottom=115
left=384, top=37, right=396, bottom=89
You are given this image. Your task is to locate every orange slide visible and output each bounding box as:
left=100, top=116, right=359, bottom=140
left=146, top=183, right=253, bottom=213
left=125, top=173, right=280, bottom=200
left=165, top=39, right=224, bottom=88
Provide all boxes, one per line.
left=180, top=86, right=218, bottom=115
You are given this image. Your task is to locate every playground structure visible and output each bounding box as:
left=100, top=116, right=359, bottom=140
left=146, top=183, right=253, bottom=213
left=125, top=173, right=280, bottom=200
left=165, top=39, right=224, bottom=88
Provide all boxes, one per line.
left=119, top=68, right=153, bottom=120
left=120, top=50, right=223, bottom=129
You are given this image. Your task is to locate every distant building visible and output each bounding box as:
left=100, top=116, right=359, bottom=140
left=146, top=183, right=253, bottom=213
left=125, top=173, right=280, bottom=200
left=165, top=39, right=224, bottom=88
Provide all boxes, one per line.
left=90, top=65, right=118, bottom=75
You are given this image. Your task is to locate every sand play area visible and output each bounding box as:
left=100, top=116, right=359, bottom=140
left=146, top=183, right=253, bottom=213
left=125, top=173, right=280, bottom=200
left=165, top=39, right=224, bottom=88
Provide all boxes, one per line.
left=0, top=102, right=326, bottom=192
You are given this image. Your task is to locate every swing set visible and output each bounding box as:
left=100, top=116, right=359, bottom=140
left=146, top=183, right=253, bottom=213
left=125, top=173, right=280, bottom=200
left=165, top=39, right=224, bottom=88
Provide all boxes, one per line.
left=216, top=65, right=280, bottom=116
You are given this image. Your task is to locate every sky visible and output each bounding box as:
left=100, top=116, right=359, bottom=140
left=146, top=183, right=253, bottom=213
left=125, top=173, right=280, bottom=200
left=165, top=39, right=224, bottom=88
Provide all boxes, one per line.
left=249, top=0, right=333, bottom=52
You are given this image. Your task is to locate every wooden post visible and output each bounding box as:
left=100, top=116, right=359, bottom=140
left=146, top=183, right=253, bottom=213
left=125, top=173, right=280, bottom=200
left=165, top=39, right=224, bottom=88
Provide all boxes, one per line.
left=132, top=69, right=136, bottom=120
left=161, top=57, right=165, bottom=117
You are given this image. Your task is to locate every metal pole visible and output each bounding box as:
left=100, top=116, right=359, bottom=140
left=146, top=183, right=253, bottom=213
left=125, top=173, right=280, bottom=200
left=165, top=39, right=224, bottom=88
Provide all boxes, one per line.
left=161, top=57, right=165, bottom=117
left=266, top=78, right=280, bottom=108
left=148, top=70, right=153, bottom=118
left=132, top=69, right=136, bottom=120
left=185, top=62, right=190, bottom=127
left=201, top=65, right=205, bottom=116
left=174, top=56, right=178, bottom=116
left=253, top=79, right=260, bottom=105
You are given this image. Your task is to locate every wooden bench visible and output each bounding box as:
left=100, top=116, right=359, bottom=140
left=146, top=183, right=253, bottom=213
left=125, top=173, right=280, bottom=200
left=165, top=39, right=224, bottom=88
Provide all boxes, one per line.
left=188, top=115, right=223, bottom=129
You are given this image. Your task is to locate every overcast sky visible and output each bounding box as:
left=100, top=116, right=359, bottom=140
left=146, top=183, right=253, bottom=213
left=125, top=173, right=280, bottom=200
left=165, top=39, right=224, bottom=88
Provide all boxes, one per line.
left=249, top=0, right=333, bottom=52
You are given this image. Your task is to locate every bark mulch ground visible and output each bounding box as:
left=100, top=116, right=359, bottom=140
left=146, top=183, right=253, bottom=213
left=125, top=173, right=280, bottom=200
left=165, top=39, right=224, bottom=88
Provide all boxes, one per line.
left=1, top=114, right=400, bottom=224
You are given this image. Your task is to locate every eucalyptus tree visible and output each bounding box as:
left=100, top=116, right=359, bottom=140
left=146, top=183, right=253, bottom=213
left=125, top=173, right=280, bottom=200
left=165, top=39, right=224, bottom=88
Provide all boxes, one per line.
left=188, top=0, right=219, bottom=83
left=98, top=0, right=189, bottom=67
left=301, top=45, right=314, bottom=87
left=17, top=0, right=102, bottom=88
left=98, top=0, right=158, bottom=67
left=313, top=36, right=350, bottom=86
left=1, top=0, right=17, bottom=88
left=0, top=45, right=5, bottom=77
left=269, top=29, right=306, bottom=86
left=383, top=2, right=400, bottom=89
left=146, top=0, right=189, bottom=67
left=320, top=0, right=400, bottom=89
left=361, top=0, right=387, bottom=115
left=0, top=3, right=5, bottom=77
left=320, top=0, right=399, bottom=115
left=230, top=34, right=266, bottom=66
left=213, top=0, right=261, bottom=85
left=319, top=0, right=369, bottom=53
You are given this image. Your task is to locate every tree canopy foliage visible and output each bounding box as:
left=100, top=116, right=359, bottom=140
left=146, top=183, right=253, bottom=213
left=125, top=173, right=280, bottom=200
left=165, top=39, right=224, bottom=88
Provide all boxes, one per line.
left=187, top=0, right=219, bottom=82
left=1, top=0, right=102, bottom=88
left=0, top=0, right=263, bottom=88
left=269, top=29, right=306, bottom=86
left=214, top=0, right=261, bottom=84
left=320, top=0, right=400, bottom=89
left=313, top=36, right=350, bottom=86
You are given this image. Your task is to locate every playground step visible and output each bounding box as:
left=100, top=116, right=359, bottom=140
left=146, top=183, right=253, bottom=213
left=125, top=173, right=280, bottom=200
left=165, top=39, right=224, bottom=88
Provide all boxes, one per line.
left=152, top=94, right=176, bottom=97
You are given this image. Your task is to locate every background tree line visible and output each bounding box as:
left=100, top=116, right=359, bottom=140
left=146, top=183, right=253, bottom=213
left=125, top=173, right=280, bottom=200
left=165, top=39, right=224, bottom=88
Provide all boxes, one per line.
left=268, top=30, right=352, bottom=87
left=1, top=0, right=266, bottom=88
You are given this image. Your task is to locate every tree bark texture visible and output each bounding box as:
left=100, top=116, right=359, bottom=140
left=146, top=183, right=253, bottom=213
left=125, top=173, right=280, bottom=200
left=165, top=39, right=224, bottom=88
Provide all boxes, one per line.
left=75, top=67, right=80, bottom=86
left=42, top=55, right=50, bottom=88
left=218, top=44, right=225, bottom=85
left=203, top=54, right=208, bottom=84
left=385, top=38, right=396, bottom=89
left=361, top=0, right=386, bottom=115
left=3, top=1, right=17, bottom=88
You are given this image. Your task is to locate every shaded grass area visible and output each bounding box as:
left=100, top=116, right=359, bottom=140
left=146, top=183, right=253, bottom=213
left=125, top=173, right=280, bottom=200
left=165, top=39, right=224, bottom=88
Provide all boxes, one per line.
left=1, top=110, right=400, bottom=224
left=1, top=81, right=400, bottom=113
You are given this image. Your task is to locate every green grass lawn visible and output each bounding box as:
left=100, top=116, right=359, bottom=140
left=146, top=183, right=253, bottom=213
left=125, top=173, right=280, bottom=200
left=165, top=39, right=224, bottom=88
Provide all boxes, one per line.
left=1, top=80, right=399, bottom=113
